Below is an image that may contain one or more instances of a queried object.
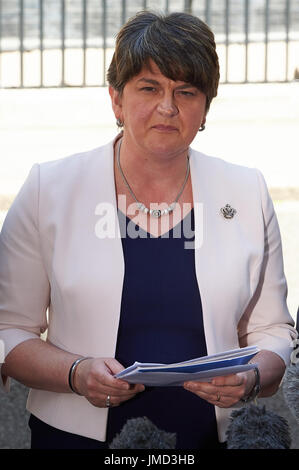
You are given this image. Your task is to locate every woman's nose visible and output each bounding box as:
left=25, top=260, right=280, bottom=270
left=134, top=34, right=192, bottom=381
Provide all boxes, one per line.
left=157, top=94, right=178, bottom=117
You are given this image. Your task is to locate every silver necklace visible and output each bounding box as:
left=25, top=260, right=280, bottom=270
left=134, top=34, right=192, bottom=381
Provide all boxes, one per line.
left=116, top=138, right=190, bottom=218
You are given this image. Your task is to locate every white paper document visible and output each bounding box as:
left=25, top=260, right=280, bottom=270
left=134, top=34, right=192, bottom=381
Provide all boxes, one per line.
left=115, top=345, right=259, bottom=386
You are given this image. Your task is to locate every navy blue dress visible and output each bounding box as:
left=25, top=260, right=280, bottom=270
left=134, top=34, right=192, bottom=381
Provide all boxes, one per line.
left=29, top=209, right=220, bottom=449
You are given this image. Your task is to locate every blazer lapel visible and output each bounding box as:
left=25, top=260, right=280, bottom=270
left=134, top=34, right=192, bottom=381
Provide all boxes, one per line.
left=189, top=148, right=241, bottom=355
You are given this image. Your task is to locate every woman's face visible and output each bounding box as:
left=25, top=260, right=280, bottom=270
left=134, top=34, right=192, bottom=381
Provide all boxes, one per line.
left=109, top=60, right=207, bottom=160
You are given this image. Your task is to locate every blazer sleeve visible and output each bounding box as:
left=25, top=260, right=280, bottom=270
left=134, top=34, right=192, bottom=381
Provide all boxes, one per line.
left=238, top=169, right=297, bottom=365
left=0, top=164, right=50, bottom=387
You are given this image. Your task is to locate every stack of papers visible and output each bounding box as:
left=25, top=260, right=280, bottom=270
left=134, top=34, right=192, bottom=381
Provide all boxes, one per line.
left=115, top=345, right=259, bottom=386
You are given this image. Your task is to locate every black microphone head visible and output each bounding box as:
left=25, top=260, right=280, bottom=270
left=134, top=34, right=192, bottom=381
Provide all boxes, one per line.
left=109, top=416, right=177, bottom=449
left=226, top=404, right=291, bottom=449
left=283, top=363, right=299, bottom=423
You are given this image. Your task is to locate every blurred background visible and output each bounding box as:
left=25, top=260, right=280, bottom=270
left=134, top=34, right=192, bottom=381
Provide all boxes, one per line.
left=1, top=0, right=299, bottom=87
left=0, top=0, right=298, bottom=449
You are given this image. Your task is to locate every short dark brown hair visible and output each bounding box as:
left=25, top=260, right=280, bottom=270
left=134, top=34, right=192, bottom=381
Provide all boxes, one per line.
left=107, top=11, right=220, bottom=112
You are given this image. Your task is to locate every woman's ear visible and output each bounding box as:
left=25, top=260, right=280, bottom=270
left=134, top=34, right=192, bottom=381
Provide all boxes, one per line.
left=109, top=86, right=123, bottom=121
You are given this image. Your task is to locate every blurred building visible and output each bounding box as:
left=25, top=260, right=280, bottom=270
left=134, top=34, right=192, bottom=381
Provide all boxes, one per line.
left=0, top=0, right=298, bottom=87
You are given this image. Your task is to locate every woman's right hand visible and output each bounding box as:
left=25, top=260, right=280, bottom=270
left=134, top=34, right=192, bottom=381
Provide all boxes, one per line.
left=73, top=357, right=145, bottom=408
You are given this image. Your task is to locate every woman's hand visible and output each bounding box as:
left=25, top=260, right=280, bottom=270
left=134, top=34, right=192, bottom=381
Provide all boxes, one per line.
left=73, top=357, right=145, bottom=408
left=183, top=370, right=256, bottom=408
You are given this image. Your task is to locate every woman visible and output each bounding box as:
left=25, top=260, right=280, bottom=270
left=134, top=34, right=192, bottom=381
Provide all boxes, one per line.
left=0, top=11, right=297, bottom=449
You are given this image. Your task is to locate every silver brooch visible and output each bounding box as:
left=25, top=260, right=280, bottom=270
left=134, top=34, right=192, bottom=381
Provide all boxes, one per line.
left=221, top=204, right=237, bottom=219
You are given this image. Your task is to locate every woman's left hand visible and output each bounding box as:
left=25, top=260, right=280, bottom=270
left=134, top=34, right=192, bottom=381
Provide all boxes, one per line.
left=183, top=370, right=256, bottom=408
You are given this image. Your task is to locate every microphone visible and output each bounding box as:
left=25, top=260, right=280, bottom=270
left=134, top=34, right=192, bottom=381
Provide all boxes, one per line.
left=283, top=363, right=299, bottom=423
left=109, top=416, right=177, bottom=449
left=226, top=404, right=291, bottom=449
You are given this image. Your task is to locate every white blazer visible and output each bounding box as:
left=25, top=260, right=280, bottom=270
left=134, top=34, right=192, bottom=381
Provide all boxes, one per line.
left=0, top=136, right=296, bottom=443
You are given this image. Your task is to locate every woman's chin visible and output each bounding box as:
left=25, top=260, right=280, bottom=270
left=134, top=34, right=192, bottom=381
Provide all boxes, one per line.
left=143, top=137, right=188, bottom=158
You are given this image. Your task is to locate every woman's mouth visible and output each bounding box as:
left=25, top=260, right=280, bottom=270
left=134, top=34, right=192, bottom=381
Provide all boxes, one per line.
left=152, top=124, right=178, bottom=132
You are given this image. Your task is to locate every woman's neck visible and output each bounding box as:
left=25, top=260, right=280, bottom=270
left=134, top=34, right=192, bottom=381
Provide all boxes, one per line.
left=115, top=134, right=190, bottom=199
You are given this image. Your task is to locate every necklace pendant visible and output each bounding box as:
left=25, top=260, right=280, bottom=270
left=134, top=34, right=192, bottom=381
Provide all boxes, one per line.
left=117, top=138, right=190, bottom=221
left=152, top=209, right=162, bottom=218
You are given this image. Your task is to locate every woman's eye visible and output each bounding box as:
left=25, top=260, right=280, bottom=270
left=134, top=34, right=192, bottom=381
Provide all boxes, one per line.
left=179, top=91, right=195, bottom=96
left=140, top=87, right=156, bottom=92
